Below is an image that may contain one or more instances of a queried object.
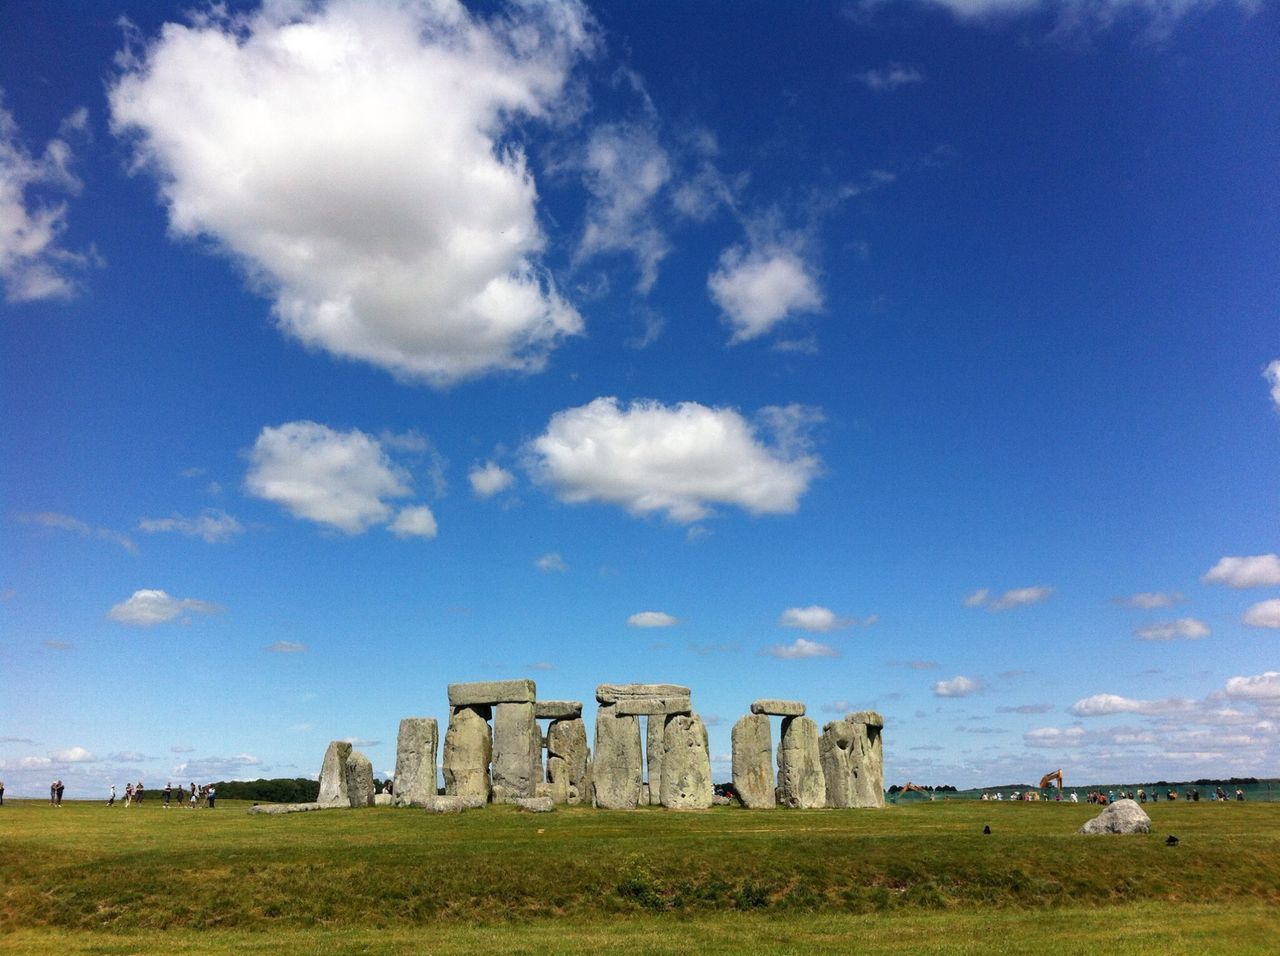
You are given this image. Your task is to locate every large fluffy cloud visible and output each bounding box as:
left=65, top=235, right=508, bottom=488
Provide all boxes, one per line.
left=108, top=589, right=221, bottom=627
left=109, top=0, right=592, bottom=386
left=708, top=246, right=822, bottom=342
left=1202, top=554, right=1280, bottom=588
left=526, top=398, right=821, bottom=522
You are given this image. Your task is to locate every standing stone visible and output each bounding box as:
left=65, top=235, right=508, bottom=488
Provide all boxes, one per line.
left=592, top=704, right=642, bottom=809
left=777, top=716, right=826, bottom=809
left=393, top=717, right=439, bottom=808
left=660, top=713, right=713, bottom=809
left=345, top=750, right=376, bottom=807
left=317, top=740, right=353, bottom=807
left=732, top=714, right=775, bottom=809
left=443, top=706, right=492, bottom=802
left=546, top=717, right=591, bottom=805
left=846, top=711, right=885, bottom=808
left=646, top=716, right=665, bottom=805
left=819, top=720, right=858, bottom=808
left=492, top=701, right=540, bottom=803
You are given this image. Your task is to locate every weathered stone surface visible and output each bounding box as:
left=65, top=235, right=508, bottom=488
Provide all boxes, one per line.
left=492, top=701, right=540, bottom=803
left=1078, top=799, right=1152, bottom=835
left=534, top=700, right=583, bottom=720
left=547, top=717, right=591, bottom=805
left=596, top=683, right=690, bottom=704
left=373, top=793, right=393, bottom=806
left=424, top=794, right=483, bottom=814
left=318, top=740, right=353, bottom=807
left=660, top=713, right=713, bottom=809
left=393, top=717, right=439, bottom=808
left=345, top=750, right=376, bottom=807
left=448, top=679, right=536, bottom=707
left=777, top=716, right=826, bottom=809
left=848, top=718, right=885, bottom=808
left=616, top=696, right=693, bottom=716
left=713, top=794, right=732, bottom=806
left=513, top=796, right=555, bottom=813
left=819, top=719, right=858, bottom=808
left=751, top=699, right=806, bottom=717
left=247, top=802, right=324, bottom=815
left=646, top=715, right=664, bottom=804
left=846, top=710, right=885, bottom=729
left=592, top=705, right=642, bottom=809
left=443, top=705, right=492, bottom=802
left=732, top=714, right=776, bottom=809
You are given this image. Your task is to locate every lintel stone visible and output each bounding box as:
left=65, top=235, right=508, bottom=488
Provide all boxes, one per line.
left=596, top=683, right=690, bottom=704
left=751, top=699, right=806, bottom=717
left=534, top=700, right=583, bottom=720
left=448, top=679, right=536, bottom=707
left=615, top=696, right=693, bottom=716
left=845, top=710, right=884, bottom=729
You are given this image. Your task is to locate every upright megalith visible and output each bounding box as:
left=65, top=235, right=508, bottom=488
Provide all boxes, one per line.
left=318, top=740, right=354, bottom=807
left=492, top=701, right=540, bottom=803
left=732, top=714, right=775, bottom=809
left=819, top=720, right=858, bottom=808
left=592, top=703, right=643, bottom=809
left=660, top=713, right=713, bottom=809
left=646, top=716, right=665, bottom=805
left=777, top=716, right=826, bottom=809
left=346, top=750, right=376, bottom=808
left=546, top=716, right=590, bottom=805
left=393, top=717, right=439, bottom=808
left=846, top=711, right=885, bottom=808
left=443, top=705, right=492, bottom=802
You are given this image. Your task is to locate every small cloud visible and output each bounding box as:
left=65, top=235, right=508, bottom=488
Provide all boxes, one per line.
left=1264, top=359, right=1280, bottom=409
left=109, top=751, right=147, bottom=762
left=933, top=676, right=981, bottom=698
left=962, top=588, right=989, bottom=608
left=18, top=511, right=136, bottom=553
left=535, top=552, right=568, bottom=573
left=778, top=605, right=852, bottom=632
left=527, top=661, right=554, bottom=672
left=170, top=744, right=195, bottom=753
left=469, top=462, right=516, bottom=499
left=138, top=509, right=243, bottom=543
left=265, top=640, right=306, bottom=653
left=1070, top=694, right=1195, bottom=717
left=854, top=63, right=924, bottom=91
left=822, top=700, right=853, bottom=713
left=41, top=639, right=73, bottom=650
left=341, top=737, right=380, bottom=748
left=989, top=586, right=1054, bottom=611
left=996, top=704, right=1055, bottom=714
left=108, top=589, right=221, bottom=627
left=709, top=244, right=822, bottom=343
left=1243, top=599, right=1280, bottom=629
left=50, top=746, right=95, bottom=763
left=627, top=611, right=678, bottom=628
left=997, top=669, right=1029, bottom=680
left=763, top=637, right=839, bottom=659
left=1224, top=672, right=1280, bottom=701
left=1202, top=554, right=1280, bottom=589
left=0, top=736, right=35, bottom=744
left=389, top=504, right=438, bottom=539
left=685, top=525, right=711, bottom=544
left=1024, top=726, right=1086, bottom=749
left=1134, top=618, right=1210, bottom=641
left=1114, top=591, right=1183, bottom=609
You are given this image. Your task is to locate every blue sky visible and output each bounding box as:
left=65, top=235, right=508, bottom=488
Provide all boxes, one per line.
left=2, top=0, right=1277, bottom=797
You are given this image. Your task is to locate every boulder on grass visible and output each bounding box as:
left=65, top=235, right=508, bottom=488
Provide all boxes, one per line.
left=1077, top=798, right=1151, bottom=835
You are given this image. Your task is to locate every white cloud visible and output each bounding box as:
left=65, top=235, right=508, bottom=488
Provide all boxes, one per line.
left=1225, top=672, right=1280, bottom=701
left=389, top=505, right=438, bottom=539
left=764, top=637, right=839, bottom=659
left=108, top=589, right=221, bottom=627
left=138, top=508, right=243, bottom=543
left=1116, top=591, right=1183, bottom=609
left=933, top=675, right=981, bottom=697
left=990, top=585, right=1054, bottom=610
left=1203, top=554, right=1280, bottom=588
left=469, top=462, right=516, bottom=499
left=1265, top=360, right=1280, bottom=409
left=173, top=753, right=261, bottom=781
left=854, top=63, right=924, bottom=91
left=535, top=552, right=568, bottom=573
left=1134, top=617, right=1210, bottom=641
left=245, top=421, right=417, bottom=534
left=1243, top=599, right=1280, bottom=629
left=962, top=588, right=989, bottom=607
left=708, top=245, right=822, bottom=343
left=1070, top=693, right=1195, bottom=717
left=575, top=122, right=671, bottom=292
left=50, top=746, right=95, bottom=763
left=1024, top=726, right=1086, bottom=748
left=18, top=511, right=136, bottom=553
left=0, top=95, right=90, bottom=302
left=627, top=610, right=678, bottom=628
left=109, top=0, right=592, bottom=386
left=527, top=397, right=821, bottom=523
left=899, top=0, right=1250, bottom=38
left=265, top=640, right=306, bottom=653
left=778, top=605, right=851, bottom=632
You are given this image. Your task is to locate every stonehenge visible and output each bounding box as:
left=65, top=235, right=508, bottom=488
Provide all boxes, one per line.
left=313, top=678, right=886, bottom=814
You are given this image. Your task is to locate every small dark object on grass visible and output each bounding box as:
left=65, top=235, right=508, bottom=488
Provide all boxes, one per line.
left=1166, top=835, right=1179, bottom=846
left=983, top=825, right=991, bottom=835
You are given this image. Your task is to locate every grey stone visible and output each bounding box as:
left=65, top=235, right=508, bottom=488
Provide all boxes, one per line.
left=732, top=714, right=775, bottom=809
left=596, top=683, right=690, bottom=704
left=534, top=700, right=583, bottom=720
left=846, top=710, right=885, bottom=729
left=646, top=715, right=664, bottom=804
left=317, top=740, right=353, bottom=807
left=373, top=793, right=393, bottom=806
left=616, top=696, right=693, bottom=716
left=592, top=704, right=643, bottom=809
left=660, top=713, right=713, bottom=810
left=546, top=717, right=591, bottom=805
left=513, top=796, right=555, bottom=813
left=247, top=802, right=324, bottom=815
left=443, top=705, right=492, bottom=802
left=492, top=701, right=540, bottom=803
left=448, top=679, right=536, bottom=707
left=848, top=718, right=885, bottom=808
left=640, top=782, right=651, bottom=806
left=424, top=794, right=483, bottom=814
left=777, top=716, right=826, bottom=809
left=751, top=699, right=806, bottom=717
left=819, top=720, right=858, bottom=808
left=393, top=717, right=439, bottom=808
left=1078, top=799, right=1152, bottom=835
left=345, top=750, right=376, bottom=808
left=713, top=794, right=732, bottom=806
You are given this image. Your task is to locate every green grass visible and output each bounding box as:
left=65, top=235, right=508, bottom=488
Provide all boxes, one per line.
left=1, top=798, right=1277, bottom=953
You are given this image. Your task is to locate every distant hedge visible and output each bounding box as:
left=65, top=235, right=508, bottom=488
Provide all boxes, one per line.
left=209, top=778, right=321, bottom=803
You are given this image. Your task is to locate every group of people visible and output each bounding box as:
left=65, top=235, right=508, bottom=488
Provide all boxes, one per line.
left=49, top=780, right=65, bottom=805
left=107, top=782, right=218, bottom=808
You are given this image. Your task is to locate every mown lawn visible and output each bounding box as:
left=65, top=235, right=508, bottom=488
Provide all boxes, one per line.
left=1, top=798, right=1276, bottom=953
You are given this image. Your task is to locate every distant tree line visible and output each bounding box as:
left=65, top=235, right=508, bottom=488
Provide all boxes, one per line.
left=887, top=784, right=957, bottom=794
left=210, top=778, right=320, bottom=802
left=1151, top=777, right=1258, bottom=788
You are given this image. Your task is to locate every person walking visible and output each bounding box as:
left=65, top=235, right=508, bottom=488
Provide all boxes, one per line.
left=207, top=784, right=216, bottom=810
left=163, top=782, right=172, bottom=808
left=55, top=780, right=64, bottom=805
left=0, top=779, right=5, bottom=806
left=124, top=783, right=134, bottom=807
left=108, top=784, right=116, bottom=807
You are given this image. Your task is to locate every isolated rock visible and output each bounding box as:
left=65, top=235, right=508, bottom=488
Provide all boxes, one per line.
left=777, top=716, right=826, bottom=809
left=660, top=713, right=713, bottom=809
left=443, top=705, right=492, bottom=802
left=492, top=701, right=540, bottom=803
left=424, top=794, right=483, bottom=814
left=448, top=679, right=536, bottom=707
left=592, top=704, right=643, bottom=809
left=393, top=717, right=439, bottom=808
left=751, top=699, right=805, bottom=717
left=647, top=715, right=665, bottom=804
left=345, top=750, right=376, bottom=807
left=317, top=740, right=354, bottom=807
left=616, top=696, right=693, bottom=716
left=547, top=717, right=591, bottom=805
left=534, top=700, right=583, bottom=720
left=1078, top=798, right=1151, bottom=835
left=513, top=796, right=555, bottom=813
left=732, top=714, right=775, bottom=809
left=819, top=720, right=858, bottom=808
left=373, top=793, right=393, bottom=806
left=247, top=802, right=324, bottom=815
left=596, top=683, right=690, bottom=704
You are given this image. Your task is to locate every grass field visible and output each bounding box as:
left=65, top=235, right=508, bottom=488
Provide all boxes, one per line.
left=1, top=798, right=1277, bottom=953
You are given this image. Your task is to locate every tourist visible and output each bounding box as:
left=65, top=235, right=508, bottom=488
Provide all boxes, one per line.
left=189, top=785, right=198, bottom=809
left=1236, top=788, right=1245, bottom=801
left=50, top=780, right=57, bottom=805
left=0, top=779, right=5, bottom=806
left=55, top=780, right=64, bottom=805
left=108, top=784, right=116, bottom=806
left=163, top=782, right=172, bottom=808
left=1069, top=791, right=1078, bottom=803
left=135, top=781, right=145, bottom=804
left=207, top=784, right=216, bottom=809
left=124, top=783, right=134, bottom=807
